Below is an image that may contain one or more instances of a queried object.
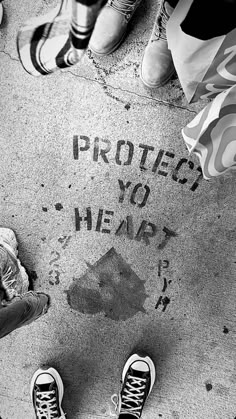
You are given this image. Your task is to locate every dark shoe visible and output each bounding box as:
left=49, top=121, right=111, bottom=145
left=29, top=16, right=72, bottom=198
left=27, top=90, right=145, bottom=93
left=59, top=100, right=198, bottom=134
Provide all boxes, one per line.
left=89, top=0, right=142, bottom=55
left=31, top=366, right=66, bottom=419
left=140, top=1, right=175, bottom=88
left=111, top=352, right=156, bottom=418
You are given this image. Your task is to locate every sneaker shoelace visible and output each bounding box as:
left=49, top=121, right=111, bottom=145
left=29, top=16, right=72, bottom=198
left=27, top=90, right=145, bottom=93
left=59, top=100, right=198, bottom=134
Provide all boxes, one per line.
left=108, top=0, right=138, bottom=18
left=35, top=390, right=66, bottom=419
left=111, top=375, right=147, bottom=419
left=153, top=2, right=170, bottom=41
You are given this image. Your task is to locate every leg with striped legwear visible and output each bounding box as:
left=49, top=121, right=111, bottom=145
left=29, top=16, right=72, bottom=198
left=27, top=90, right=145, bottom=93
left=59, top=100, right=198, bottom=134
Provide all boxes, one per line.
left=17, top=0, right=103, bottom=76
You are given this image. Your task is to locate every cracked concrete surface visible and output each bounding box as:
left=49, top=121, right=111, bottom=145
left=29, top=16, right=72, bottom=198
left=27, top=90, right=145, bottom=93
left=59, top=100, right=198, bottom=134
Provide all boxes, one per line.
left=1, top=0, right=236, bottom=419
left=0, top=47, right=198, bottom=112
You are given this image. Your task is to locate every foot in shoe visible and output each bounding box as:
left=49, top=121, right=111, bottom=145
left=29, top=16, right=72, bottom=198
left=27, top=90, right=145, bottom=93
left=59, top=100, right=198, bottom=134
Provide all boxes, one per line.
left=89, top=0, right=142, bottom=55
left=0, top=228, right=29, bottom=301
left=111, top=352, right=156, bottom=418
left=141, top=1, right=175, bottom=88
left=31, top=366, right=66, bottom=419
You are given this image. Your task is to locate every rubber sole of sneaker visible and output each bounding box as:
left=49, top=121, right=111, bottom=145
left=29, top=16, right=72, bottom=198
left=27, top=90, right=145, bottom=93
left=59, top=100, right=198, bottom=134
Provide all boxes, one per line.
left=122, top=352, right=156, bottom=396
left=140, top=65, right=176, bottom=89
left=30, top=366, right=65, bottom=416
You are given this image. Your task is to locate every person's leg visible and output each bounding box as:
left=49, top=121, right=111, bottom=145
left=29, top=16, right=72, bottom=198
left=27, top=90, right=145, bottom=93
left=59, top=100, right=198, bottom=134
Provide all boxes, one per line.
left=17, top=0, right=104, bottom=76
left=0, top=291, right=50, bottom=339
left=31, top=366, right=66, bottom=418
left=0, top=227, right=29, bottom=301
left=140, top=0, right=176, bottom=88
left=111, top=352, right=156, bottom=418
left=0, top=226, right=50, bottom=339
left=89, top=0, right=143, bottom=55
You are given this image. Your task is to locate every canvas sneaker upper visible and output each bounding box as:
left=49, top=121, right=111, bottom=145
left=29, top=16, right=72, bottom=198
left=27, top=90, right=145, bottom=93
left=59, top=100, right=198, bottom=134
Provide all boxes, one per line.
left=31, top=367, right=66, bottom=419
left=111, top=353, right=156, bottom=418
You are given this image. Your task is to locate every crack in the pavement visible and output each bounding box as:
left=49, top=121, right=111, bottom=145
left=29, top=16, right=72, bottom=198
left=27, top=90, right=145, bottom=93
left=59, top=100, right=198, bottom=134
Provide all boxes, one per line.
left=0, top=50, right=19, bottom=62
left=1, top=49, right=197, bottom=114
left=63, top=69, right=197, bottom=113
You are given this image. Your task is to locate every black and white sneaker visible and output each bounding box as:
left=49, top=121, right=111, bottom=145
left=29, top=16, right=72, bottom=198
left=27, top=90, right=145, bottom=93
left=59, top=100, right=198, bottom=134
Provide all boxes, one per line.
left=31, top=367, right=66, bottom=419
left=111, top=352, right=156, bottom=418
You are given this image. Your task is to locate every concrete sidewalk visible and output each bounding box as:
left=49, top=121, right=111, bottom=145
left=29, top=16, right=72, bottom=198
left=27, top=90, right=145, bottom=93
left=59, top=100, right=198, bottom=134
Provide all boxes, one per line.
left=1, top=0, right=236, bottom=418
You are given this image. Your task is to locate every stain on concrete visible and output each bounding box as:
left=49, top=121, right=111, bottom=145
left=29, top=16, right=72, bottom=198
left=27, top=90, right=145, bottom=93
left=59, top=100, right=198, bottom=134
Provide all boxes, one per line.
left=205, top=381, right=213, bottom=392
left=58, top=235, right=72, bottom=249
left=86, top=51, right=127, bottom=104
left=66, top=247, right=147, bottom=321
left=55, top=203, right=63, bottom=211
left=54, top=270, right=60, bottom=284
left=162, top=296, right=170, bottom=311
left=42, top=207, right=48, bottom=212
left=49, top=269, right=60, bottom=286
left=162, top=277, right=167, bottom=292
left=125, top=103, right=131, bottom=110
left=49, top=251, right=61, bottom=285
left=158, top=227, right=178, bottom=249
left=49, top=251, right=60, bottom=265
left=155, top=296, right=171, bottom=312
left=223, top=326, right=229, bottom=334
